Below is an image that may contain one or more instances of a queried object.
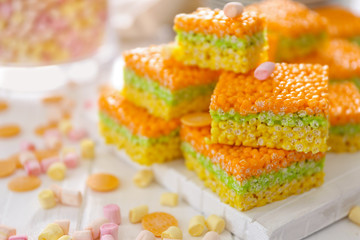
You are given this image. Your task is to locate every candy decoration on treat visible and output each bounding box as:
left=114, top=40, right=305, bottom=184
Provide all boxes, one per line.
left=8, top=176, right=41, bottom=192
left=205, top=215, right=225, bottom=234
left=0, top=124, right=21, bottom=138
left=47, top=162, right=67, bottom=181
left=99, top=223, right=118, bottom=240
left=223, top=2, right=244, bottom=18
left=181, top=125, right=325, bottom=211
left=349, top=206, right=360, bottom=226
left=122, top=45, right=220, bottom=120
left=180, top=113, right=212, bottom=127
left=188, top=216, right=206, bottom=237
left=135, top=230, right=155, bottom=240
left=72, top=230, right=92, bottom=240
left=87, top=173, right=119, bottom=192
left=53, top=220, right=70, bottom=235
left=38, top=189, right=57, bottom=209
left=160, top=193, right=178, bottom=207
left=103, top=204, right=121, bottom=225
left=129, top=205, right=149, bottom=224
left=0, top=0, right=107, bottom=65
left=0, top=159, right=16, bottom=178
left=142, top=212, right=178, bottom=237
left=161, top=226, right=183, bottom=239
left=210, top=63, right=329, bottom=153
left=254, top=62, right=276, bottom=80
left=99, top=92, right=182, bottom=165
left=173, top=8, right=267, bottom=73
left=86, top=218, right=109, bottom=239
left=38, top=223, right=64, bottom=240
left=133, top=169, right=154, bottom=188
left=0, top=225, right=16, bottom=240
left=202, top=231, right=220, bottom=240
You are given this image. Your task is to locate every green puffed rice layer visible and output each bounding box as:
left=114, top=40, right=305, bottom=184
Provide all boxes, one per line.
left=124, top=68, right=216, bottom=106
left=99, top=112, right=179, bottom=146
left=330, top=123, right=360, bottom=136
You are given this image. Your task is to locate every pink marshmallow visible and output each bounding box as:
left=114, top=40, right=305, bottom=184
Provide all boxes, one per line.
left=63, top=152, right=79, bottom=169
left=60, top=189, right=82, bottom=207
left=0, top=225, right=16, bottom=240
left=254, top=62, right=276, bottom=81
left=100, top=235, right=114, bottom=240
left=73, top=230, right=93, bottom=240
left=8, top=235, right=27, bottom=240
left=68, top=128, right=88, bottom=142
left=50, top=184, right=62, bottom=201
left=100, top=223, right=118, bottom=240
left=223, top=2, right=244, bottom=18
left=135, top=230, right=155, bottom=240
left=41, top=157, right=60, bottom=173
left=44, top=129, right=61, bottom=139
left=44, top=136, right=62, bottom=150
left=86, top=218, right=109, bottom=239
left=19, top=151, right=37, bottom=166
left=53, top=220, right=70, bottom=235
left=103, top=204, right=121, bottom=225
left=24, top=160, right=42, bottom=176
left=20, top=141, right=36, bottom=152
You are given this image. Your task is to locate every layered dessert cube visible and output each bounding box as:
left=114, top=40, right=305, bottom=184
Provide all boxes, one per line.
left=328, top=82, right=360, bottom=152
left=293, top=39, right=360, bottom=88
left=315, top=6, right=360, bottom=46
left=123, top=45, right=219, bottom=120
left=181, top=124, right=325, bottom=211
left=210, top=63, right=329, bottom=153
left=172, top=7, right=268, bottom=73
left=246, top=0, right=328, bottom=62
left=99, top=91, right=181, bottom=165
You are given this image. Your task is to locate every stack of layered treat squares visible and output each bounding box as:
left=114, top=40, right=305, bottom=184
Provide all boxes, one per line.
left=99, top=0, right=360, bottom=211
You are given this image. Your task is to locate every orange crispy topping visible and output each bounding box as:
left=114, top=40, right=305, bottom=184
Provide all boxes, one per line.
left=210, top=63, right=328, bottom=115
left=181, top=125, right=324, bottom=181
left=293, top=39, right=360, bottom=80
left=246, top=0, right=328, bottom=37
left=174, top=7, right=265, bottom=38
left=329, top=82, right=360, bottom=125
left=123, top=45, right=219, bottom=91
left=315, top=6, right=360, bottom=38
left=99, top=92, right=180, bottom=138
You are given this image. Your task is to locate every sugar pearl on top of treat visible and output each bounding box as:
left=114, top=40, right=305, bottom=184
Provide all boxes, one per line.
left=254, top=62, right=276, bottom=80
left=223, top=2, right=244, bottom=18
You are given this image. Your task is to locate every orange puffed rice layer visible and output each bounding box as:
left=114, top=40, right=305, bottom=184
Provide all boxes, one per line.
left=329, top=82, right=360, bottom=126
left=210, top=63, right=329, bottom=115
left=98, top=91, right=180, bottom=138
left=180, top=125, right=324, bottom=182
left=292, top=39, right=360, bottom=80
left=123, top=45, right=220, bottom=91
left=174, top=8, right=266, bottom=39
left=315, top=6, right=360, bottom=38
left=246, top=0, right=328, bottom=37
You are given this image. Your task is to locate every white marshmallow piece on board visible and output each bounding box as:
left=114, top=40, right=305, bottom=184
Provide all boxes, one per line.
left=53, top=220, right=70, bottom=235
left=85, top=218, right=109, bottom=239
left=349, top=206, right=360, bottom=226
left=60, top=189, right=82, bottom=207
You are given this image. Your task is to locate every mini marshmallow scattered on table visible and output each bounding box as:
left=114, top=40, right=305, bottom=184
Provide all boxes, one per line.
left=72, top=230, right=92, bottom=240
left=86, top=218, right=109, bottom=239
left=0, top=224, right=16, bottom=240
left=188, top=215, right=207, bottom=237
left=161, top=226, right=183, bottom=240
left=135, top=230, right=155, bottom=240
left=133, top=169, right=154, bottom=188
left=349, top=206, right=360, bottom=226
left=9, top=235, right=28, bottom=240
left=103, top=204, right=121, bottom=225
left=47, top=162, right=67, bottom=181
left=202, top=231, right=220, bottom=240
left=53, top=220, right=70, bottom=235
left=38, top=223, right=64, bottom=240
left=38, top=189, right=57, bottom=209
left=129, top=205, right=149, bottom=224
left=160, top=193, right=179, bottom=207
left=99, top=223, right=118, bottom=240
left=205, top=215, right=225, bottom=234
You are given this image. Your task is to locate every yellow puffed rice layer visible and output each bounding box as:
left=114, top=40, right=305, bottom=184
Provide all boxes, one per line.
left=123, top=86, right=212, bottom=120
left=184, top=153, right=324, bottom=211
left=328, top=134, right=360, bottom=153
left=99, top=121, right=182, bottom=166
left=172, top=42, right=267, bottom=73
left=210, top=119, right=328, bottom=153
